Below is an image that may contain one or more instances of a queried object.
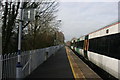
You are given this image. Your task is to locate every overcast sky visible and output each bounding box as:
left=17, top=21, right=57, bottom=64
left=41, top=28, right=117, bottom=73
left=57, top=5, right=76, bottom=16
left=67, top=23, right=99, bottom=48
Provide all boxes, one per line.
left=57, top=0, right=119, bottom=41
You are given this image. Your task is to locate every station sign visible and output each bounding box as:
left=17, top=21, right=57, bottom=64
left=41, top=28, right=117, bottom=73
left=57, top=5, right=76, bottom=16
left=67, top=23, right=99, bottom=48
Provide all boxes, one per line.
left=23, top=9, right=36, bottom=21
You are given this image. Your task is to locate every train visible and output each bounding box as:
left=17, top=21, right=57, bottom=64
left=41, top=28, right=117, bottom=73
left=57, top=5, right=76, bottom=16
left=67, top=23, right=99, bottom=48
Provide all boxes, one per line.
left=70, top=21, right=120, bottom=79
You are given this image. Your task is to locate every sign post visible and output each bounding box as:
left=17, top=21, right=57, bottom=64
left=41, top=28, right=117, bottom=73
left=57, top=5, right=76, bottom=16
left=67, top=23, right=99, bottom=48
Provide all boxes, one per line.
left=16, top=1, right=35, bottom=79
left=16, top=0, right=23, bottom=79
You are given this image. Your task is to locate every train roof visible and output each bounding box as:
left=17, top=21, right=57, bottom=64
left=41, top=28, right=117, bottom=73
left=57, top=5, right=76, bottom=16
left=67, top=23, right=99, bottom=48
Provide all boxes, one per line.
left=88, top=21, right=120, bottom=35
left=71, top=21, right=120, bottom=42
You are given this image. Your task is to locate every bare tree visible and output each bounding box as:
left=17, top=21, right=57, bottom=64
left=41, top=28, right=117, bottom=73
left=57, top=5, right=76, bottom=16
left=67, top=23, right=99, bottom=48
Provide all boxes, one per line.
left=1, top=0, right=63, bottom=53
left=2, top=1, right=20, bottom=54
left=22, top=0, right=60, bottom=50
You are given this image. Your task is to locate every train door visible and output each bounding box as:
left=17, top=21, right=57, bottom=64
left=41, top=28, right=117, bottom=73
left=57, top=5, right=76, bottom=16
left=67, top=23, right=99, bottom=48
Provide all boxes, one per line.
left=73, top=40, right=76, bottom=51
left=84, top=35, right=89, bottom=60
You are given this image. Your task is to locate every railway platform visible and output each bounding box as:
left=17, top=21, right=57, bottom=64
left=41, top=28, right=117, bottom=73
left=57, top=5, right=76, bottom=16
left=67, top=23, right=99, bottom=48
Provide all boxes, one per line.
left=25, top=46, right=102, bottom=80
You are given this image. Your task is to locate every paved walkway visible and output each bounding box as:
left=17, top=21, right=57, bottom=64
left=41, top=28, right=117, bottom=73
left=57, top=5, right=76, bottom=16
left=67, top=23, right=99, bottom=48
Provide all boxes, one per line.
left=25, top=47, right=74, bottom=79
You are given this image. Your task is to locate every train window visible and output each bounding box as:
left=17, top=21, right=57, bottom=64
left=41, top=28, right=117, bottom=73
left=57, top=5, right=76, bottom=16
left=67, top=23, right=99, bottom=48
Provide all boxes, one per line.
left=76, top=42, right=79, bottom=48
left=78, top=40, right=84, bottom=49
left=106, top=29, right=109, bottom=33
left=89, top=33, right=120, bottom=60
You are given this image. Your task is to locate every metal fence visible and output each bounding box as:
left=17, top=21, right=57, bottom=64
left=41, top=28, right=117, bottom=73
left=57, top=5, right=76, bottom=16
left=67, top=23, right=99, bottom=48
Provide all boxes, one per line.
left=0, top=45, right=63, bottom=79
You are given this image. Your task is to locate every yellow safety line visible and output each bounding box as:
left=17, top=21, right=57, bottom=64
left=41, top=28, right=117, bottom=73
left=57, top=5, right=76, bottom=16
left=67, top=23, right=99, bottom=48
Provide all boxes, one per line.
left=65, top=47, right=77, bottom=79
left=65, top=46, right=86, bottom=80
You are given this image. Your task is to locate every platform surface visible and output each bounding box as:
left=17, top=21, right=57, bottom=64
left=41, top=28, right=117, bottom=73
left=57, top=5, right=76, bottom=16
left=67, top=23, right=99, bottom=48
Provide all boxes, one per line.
left=25, top=47, right=74, bottom=79
left=26, top=46, right=102, bottom=80
left=66, top=47, right=102, bottom=80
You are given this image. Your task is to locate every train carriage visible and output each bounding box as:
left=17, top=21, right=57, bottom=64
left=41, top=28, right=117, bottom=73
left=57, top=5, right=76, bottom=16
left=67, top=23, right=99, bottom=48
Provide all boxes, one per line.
left=70, top=21, right=120, bottom=79
left=78, top=36, right=85, bottom=57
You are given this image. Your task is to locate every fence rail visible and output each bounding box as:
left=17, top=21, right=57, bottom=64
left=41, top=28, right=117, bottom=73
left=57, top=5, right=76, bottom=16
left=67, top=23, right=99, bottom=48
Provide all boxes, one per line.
left=0, top=45, right=63, bottom=79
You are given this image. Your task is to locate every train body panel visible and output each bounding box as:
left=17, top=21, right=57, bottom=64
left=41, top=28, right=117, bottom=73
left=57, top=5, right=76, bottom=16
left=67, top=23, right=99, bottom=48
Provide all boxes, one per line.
left=71, top=46, right=73, bottom=49
left=79, top=36, right=85, bottom=41
left=88, top=51, right=119, bottom=78
left=74, top=47, right=77, bottom=52
left=76, top=48, right=80, bottom=53
left=89, top=23, right=119, bottom=39
left=119, top=23, right=120, bottom=32
left=79, top=49, right=84, bottom=57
